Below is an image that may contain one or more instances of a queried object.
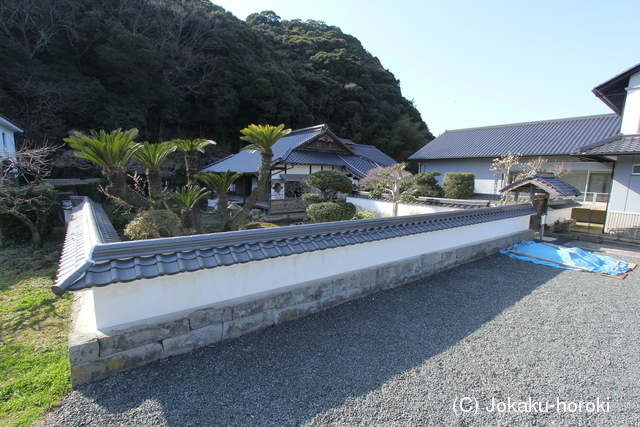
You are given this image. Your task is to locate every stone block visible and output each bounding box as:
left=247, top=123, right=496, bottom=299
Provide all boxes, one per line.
left=190, top=306, right=233, bottom=330
left=232, top=298, right=268, bottom=319
left=99, top=318, right=189, bottom=357
left=163, top=324, right=223, bottom=357
left=68, top=332, right=100, bottom=365
left=71, top=342, right=164, bottom=387
left=292, top=281, right=333, bottom=303
left=273, top=300, right=322, bottom=325
left=223, top=311, right=274, bottom=340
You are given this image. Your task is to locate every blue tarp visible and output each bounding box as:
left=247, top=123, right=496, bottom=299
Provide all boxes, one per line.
left=501, top=241, right=631, bottom=276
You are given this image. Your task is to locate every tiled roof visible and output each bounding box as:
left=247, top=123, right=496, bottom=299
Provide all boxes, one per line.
left=574, top=134, right=640, bottom=156
left=499, top=172, right=581, bottom=198
left=409, top=114, right=621, bottom=160
left=347, top=142, right=397, bottom=165
left=52, top=197, right=536, bottom=295
left=203, top=124, right=394, bottom=177
left=54, top=197, right=120, bottom=296
left=592, top=62, right=640, bottom=115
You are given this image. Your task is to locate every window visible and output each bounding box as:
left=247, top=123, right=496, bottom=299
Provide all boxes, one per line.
left=632, top=165, right=640, bottom=175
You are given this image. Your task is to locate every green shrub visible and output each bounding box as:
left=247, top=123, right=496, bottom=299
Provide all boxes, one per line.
left=352, top=209, right=377, bottom=220
left=305, top=170, right=353, bottom=202
left=442, top=172, right=475, bottom=199
left=124, top=210, right=188, bottom=240
left=244, top=222, right=279, bottom=230
left=301, top=193, right=325, bottom=204
left=306, top=202, right=356, bottom=223
left=412, top=171, right=444, bottom=197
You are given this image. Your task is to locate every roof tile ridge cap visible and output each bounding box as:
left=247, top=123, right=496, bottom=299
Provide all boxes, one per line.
left=89, top=205, right=531, bottom=260
left=288, top=124, right=326, bottom=136
left=51, top=242, right=98, bottom=296
left=574, top=132, right=623, bottom=152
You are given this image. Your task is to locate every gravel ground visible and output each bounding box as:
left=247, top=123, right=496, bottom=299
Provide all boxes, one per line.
left=43, top=239, right=640, bottom=426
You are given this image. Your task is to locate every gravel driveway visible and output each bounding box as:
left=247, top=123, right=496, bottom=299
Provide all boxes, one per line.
left=43, top=239, right=640, bottom=426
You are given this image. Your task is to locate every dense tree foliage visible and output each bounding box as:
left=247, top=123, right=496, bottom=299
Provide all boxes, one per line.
left=0, top=1, right=433, bottom=163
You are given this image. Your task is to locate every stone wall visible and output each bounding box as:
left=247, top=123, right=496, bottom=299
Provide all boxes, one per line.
left=68, top=229, right=532, bottom=386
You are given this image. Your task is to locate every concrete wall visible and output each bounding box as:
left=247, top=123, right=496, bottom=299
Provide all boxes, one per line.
left=69, top=224, right=533, bottom=386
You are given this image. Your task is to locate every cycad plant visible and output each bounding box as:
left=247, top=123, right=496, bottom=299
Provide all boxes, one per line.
left=173, top=138, right=216, bottom=185
left=133, top=141, right=177, bottom=207
left=196, top=170, right=243, bottom=231
left=64, top=128, right=149, bottom=209
left=170, top=185, right=210, bottom=234
left=229, top=124, right=290, bottom=230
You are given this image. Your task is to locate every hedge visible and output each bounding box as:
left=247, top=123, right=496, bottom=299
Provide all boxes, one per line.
left=442, top=172, right=475, bottom=199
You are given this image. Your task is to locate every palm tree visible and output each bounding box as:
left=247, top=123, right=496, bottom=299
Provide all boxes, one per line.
left=133, top=141, right=177, bottom=207
left=173, top=138, right=216, bottom=185
left=195, top=170, right=243, bottom=231
left=229, top=124, right=290, bottom=230
left=170, top=185, right=210, bottom=234
left=65, top=128, right=150, bottom=209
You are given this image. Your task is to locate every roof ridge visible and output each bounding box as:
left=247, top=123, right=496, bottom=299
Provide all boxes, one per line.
left=444, top=114, right=618, bottom=134
left=287, top=124, right=327, bottom=136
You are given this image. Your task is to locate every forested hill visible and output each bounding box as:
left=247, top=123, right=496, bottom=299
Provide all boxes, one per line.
left=0, top=0, right=433, bottom=161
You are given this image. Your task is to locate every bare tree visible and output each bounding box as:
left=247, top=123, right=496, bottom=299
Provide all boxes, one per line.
left=0, top=142, right=58, bottom=247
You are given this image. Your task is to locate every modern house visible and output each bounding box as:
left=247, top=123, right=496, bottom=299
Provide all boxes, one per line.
left=574, top=63, right=640, bottom=233
left=0, top=115, right=23, bottom=182
left=203, top=124, right=396, bottom=214
left=410, top=62, right=640, bottom=234
left=0, top=115, right=22, bottom=157
left=408, top=114, right=620, bottom=200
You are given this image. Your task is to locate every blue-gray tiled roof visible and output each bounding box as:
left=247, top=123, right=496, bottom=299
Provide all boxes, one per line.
left=52, top=198, right=536, bottom=295
left=499, top=172, right=581, bottom=198
left=203, top=124, right=394, bottom=177
left=574, top=134, right=640, bottom=156
left=409, top=114, right=621, bottom=160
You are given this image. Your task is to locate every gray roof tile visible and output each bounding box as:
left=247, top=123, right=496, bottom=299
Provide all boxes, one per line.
left=409, top=114, right=621, bottom=160
left=575, top=134, right=640, bottom=156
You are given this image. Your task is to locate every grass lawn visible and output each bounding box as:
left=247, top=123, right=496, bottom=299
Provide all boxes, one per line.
left=0, top=239, right=72, bottom=427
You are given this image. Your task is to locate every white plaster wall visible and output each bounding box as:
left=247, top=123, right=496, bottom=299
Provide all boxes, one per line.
left=609, top=155, right=640, bottom=213
left=278, top=164, right=347, bottom=176
left=621, top=72, right=640, bottom=135
left=90, top=215, right=530, bottom=329
left=0, top=127, right=17, bottom=158
left=347, top=197, right=457, bottom=216
left=546, top=207, right=573, bottom=226
left=418, top=156, right=611, bottom=195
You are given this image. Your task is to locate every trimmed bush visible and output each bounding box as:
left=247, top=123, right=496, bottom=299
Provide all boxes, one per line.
left=124, top=210, right=188, bottom=240
left=412, top=171, right=444, bottom=197
left=306, top=202, right=356, bottom=223
left=244, top=222, right=279, bottom=230
left=305, top=170, right=353, bottom=203
left=442, top=172, right=475, bottom=199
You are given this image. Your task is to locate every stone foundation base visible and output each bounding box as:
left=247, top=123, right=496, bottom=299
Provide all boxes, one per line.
left=69, top=230, right=532, bottom=386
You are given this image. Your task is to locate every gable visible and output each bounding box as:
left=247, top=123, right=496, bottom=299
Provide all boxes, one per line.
left=296, top=132, right=355, bottom=155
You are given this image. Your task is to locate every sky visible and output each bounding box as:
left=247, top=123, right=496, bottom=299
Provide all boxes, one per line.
left=211, top=0, right=640, bottom=136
